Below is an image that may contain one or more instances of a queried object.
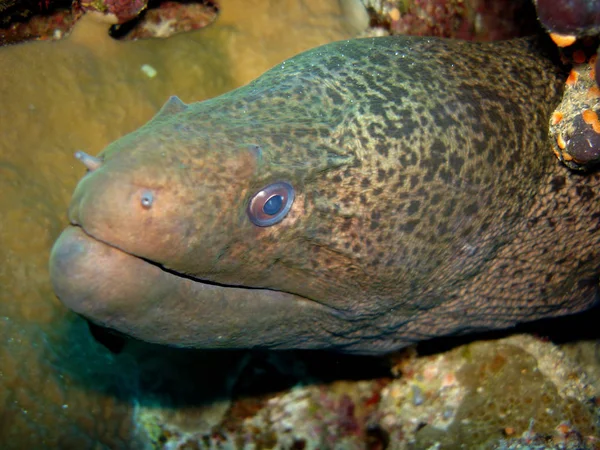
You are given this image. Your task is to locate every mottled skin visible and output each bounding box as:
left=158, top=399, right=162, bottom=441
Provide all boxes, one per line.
left=50, top=36, right=600, bottom=354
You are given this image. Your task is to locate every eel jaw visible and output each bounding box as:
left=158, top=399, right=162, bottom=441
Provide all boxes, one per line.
left=49, top=226, right=341, bottom=350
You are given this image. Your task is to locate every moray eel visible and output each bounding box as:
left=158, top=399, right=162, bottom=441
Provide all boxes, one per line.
left=49, top=36, right=600, bottom=354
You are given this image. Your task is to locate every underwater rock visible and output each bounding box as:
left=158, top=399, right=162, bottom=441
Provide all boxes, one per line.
left=0, top=0, right=218, bottom=45
left=78, top=0, right=148, bottom=24
left=535, top=0, right=600, bottom=38
left=411, top=336, right=598, bottom=448
left=135, top=335, right=599, bottom=449
left=362, top=0, right=539, bottom=40
left=535, top=0, right=600, bottom=169
left=119, top=1, right=218, bottom=40
left=550, top=52, right=600, bottom=169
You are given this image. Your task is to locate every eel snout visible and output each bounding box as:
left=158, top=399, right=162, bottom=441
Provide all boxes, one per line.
left=49, top=226, right=342, bottom=350
left=49, top=226, right=158, bottom=326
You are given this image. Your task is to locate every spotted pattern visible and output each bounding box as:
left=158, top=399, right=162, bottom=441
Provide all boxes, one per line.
left=67, top=35, right=600, bottom=353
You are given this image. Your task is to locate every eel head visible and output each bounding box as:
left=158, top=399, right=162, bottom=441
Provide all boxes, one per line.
left=50, top=95, right=363, bottom=351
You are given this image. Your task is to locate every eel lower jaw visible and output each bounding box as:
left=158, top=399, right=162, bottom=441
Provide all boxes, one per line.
left=49, top=226, right=342, bottom=350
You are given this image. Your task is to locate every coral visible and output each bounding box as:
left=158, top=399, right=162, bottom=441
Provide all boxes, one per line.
left=78, top=0, right=147, bottom=24
left=361, top=0, right=539, bottom=40
left=0, top=1, right=218, bottom=45
left=413, top=338, right=597, bottom=448
left=597, top=48, right=600, bottom=86
left=0, top=0, right=71, bottom=28
left=0, top=5, right=77, bottom=45
left=131, top=335, right=600, bottom=449
left=550, top=49, right=600, bottom=169
left=123, top=1, right=218, bottom=40
left=533, top=0, right=600, bottom=169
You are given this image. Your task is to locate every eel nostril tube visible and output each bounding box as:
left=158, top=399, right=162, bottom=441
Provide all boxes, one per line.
left=74, top=151, right=103, bottom=172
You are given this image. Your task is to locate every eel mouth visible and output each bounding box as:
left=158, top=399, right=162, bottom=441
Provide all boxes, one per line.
left=49, top=225, right=334, bottom=350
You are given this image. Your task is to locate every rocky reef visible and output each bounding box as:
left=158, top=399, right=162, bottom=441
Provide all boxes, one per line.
left=534, top=0, right=600, bottom=169
left=132, top=335, right=599, bottom=449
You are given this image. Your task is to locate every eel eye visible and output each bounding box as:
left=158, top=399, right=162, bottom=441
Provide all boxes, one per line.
left=247, top=182, right=295, bottom=227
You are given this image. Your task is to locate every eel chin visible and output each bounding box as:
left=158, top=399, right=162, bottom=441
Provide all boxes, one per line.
left=49, top=226, right=335, bottom=350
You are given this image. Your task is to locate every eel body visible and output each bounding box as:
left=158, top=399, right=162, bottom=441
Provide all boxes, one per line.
left=49, top=35, right=600, bottom=354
